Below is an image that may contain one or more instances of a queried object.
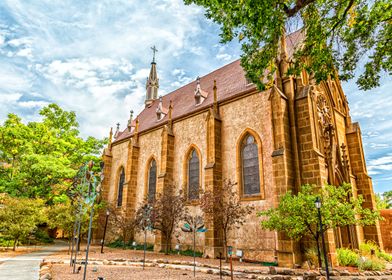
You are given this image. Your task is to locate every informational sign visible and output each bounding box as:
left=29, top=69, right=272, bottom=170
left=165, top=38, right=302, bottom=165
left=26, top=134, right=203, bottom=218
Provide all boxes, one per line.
left=228, top=246, right=233, bottom=256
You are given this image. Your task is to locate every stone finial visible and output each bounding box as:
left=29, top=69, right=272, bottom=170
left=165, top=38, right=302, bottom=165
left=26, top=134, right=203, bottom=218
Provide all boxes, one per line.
left=168, top=100, right=173, bottom=130
left=168, top=100, right=173, bottom=121
left=127, top=110, right=134, bottom=132
left=194, top=76, right=207, bottom=105
left=108, top=127, right=113, bottom=147
left=114, top=123, right=120, bottom=139
left=213, top=79, right=217, bottom=103
left=135, top=118, right=139, bottom=133
left=156, top=96, right=166, bottom=120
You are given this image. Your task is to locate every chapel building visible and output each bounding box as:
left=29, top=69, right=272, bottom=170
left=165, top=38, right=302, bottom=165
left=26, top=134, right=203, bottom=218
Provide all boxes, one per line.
left=97, top=31, right=383, bottom=266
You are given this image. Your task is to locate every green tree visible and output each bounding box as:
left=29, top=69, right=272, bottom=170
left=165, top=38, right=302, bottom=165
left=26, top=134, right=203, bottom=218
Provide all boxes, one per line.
left=258, top=183, right=381, bottom=267
left=0, top=104, right=105, bottom=202
left=184, top=0, right=391, bottom=90
left=376, top=190, right=392, bottom=209
left=0, top=194, right=46, bottom=250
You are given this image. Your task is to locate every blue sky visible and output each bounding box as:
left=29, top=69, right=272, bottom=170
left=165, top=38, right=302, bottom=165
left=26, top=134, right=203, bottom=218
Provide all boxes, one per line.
left=0, top=1, right=391, bottom=193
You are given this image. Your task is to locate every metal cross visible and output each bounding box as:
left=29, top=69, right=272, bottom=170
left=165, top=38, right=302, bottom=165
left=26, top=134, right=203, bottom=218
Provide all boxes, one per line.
left=151, top=45, right=158, bottom=63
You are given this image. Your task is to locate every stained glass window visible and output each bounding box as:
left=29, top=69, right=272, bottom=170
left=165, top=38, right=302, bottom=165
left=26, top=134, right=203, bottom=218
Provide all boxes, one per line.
left=241, top=135, right=260, bottom=195
left=117, top=167, right=125, bottom=207
left=148, top=160, right=157, bottom=202
left=188, top=149, right=200, bottom=200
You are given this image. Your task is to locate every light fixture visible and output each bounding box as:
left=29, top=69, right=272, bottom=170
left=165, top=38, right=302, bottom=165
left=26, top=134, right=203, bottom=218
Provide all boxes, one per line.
left=315, top=197, right=321, bottom=209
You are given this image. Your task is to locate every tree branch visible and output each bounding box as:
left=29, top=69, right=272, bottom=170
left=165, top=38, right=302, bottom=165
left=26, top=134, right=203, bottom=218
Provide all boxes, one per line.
left=284, top=0, right=316, bottom=17
left=328, top=0, right=355, bottom=35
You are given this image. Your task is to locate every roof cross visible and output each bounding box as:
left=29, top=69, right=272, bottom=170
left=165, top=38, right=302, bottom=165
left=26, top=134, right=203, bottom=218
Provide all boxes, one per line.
left=151, top=45, right=158, bottom=63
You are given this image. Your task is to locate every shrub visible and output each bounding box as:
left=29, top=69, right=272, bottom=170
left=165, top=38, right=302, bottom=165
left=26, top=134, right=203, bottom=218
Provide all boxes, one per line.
left=359, top=241, right=379, bottom=257
left=33, top=229, right=54, bottom=244
left=359, top=240, right=392, bottom=262
left=337, top=248, right=359, bottom=267
left=358, top=257, right=386, bottom=271
left=377, top=251, right=392, bottom=262
left=305, top=247, right=321, bottom=268
left=107, top=239, right=154, bottom=251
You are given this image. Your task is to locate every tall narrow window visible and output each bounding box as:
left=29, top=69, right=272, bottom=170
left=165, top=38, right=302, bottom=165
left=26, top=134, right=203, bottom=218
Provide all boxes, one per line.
left=188, top=149, right=200, bottom=200
left=241, top=134, right=260, bottom=195
left=117, top=167, right=125, bottom=207
left=148, top=159, right=157, bottom=202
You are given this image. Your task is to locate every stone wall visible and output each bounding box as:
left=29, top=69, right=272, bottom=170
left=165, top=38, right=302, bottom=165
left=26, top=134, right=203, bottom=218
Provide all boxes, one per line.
left=220, top=90, right=275, bottom=261
left=380, top=209, right=392, bottom=252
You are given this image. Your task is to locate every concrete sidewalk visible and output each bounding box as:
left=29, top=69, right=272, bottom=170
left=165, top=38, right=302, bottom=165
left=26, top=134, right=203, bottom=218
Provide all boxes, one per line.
left=0, top=242, right=67, bottom=280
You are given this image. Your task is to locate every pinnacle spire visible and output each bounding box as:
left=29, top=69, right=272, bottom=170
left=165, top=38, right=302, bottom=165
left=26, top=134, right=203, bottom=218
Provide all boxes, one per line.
left=145, top=46, right=159, bottom=107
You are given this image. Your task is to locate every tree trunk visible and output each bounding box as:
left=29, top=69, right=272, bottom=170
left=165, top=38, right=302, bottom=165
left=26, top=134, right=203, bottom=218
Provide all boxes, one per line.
left=223, top=231, right=228, bottom=262
left=13, top=238, right=18, bottom=251
left=68, top=237, right=71, bottom=255
left=165, top=232, right=169, bottom=255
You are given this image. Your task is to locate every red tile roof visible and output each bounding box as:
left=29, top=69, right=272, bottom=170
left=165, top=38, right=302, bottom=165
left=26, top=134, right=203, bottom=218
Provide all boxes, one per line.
left=114, top=30, right=304, bottom=143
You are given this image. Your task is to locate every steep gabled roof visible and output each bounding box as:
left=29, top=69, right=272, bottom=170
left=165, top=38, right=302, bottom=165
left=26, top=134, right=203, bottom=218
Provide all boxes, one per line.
left=114, top=30, right=304, bottom=143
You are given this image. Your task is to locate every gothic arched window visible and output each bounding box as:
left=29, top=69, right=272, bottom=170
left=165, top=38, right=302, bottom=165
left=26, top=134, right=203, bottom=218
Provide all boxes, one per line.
left=117, top=167, right=125, bottom=207
left=188, top=149, right=200, bottom=200
left=241, top=134, right=260, bottom=196
left=147, top=159, right=157, bottom=202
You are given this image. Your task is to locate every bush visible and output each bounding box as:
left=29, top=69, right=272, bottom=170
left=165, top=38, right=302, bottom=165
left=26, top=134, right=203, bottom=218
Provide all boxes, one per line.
left=33, top=229, right=54, bottom=244
left=359, top=241, right=379, bottom=256
left=359, top=241, right=392, bottom=262
left=358, top=257, right=386, bottom=271
left=337, top=248, right=359, bottom=267
left=107, top=239, right=154, bottom=251
left=378, top=251, right=392, bottom=262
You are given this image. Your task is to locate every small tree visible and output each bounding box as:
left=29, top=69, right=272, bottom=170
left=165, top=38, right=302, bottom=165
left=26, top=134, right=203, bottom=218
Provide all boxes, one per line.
left=376, top=190, right=392, bottom=209
left=138, top=189, right=187, bottom=254
left=107, top=205, right=136, bottom=247
left=200, top=179, right=253, bottom=261
left=0, top=194, right=46, bottom=250
left=258, top=183, right=381, bottom=267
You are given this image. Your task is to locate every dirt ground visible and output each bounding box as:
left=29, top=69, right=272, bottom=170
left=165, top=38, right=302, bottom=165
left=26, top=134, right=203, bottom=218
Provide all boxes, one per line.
left=0, top=246, right=42, bottom=258
left=47, top=245, right=269, bottom=272
left=51, top=264, right=231, bottom=280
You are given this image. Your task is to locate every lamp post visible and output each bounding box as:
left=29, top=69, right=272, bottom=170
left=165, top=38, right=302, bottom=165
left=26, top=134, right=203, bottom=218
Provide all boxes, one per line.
left=315, top=197, right=330, bottom=280
left=101, top=209, right=110, bottom=253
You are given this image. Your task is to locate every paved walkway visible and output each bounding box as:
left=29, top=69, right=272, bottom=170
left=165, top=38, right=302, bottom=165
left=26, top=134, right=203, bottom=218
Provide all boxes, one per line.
left=0, top=242, right=67, bottom=280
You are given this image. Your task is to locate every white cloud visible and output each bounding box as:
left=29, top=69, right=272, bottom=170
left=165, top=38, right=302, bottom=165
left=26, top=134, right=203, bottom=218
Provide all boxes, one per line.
left=18, top=100, right=50, bottom=108
left=0, top=0, right=391, bottom=195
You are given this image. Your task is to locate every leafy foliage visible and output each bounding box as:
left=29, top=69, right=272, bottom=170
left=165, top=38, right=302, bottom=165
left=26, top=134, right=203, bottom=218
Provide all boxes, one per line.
left=376, top=190, right=392, bottom=209
left=0, top=194, right=46, bottom=250
left=337, top=248, right=359, bottom=267
left=259, top=184, right=380, bottom=241
left=358, top=257, right=386, bottom=271
left=258, top=183, right=381, bottom=267
left=0, top=104, right=105, bottom=202
left=184, top=0, right=391, bottom=90
left=360, top=240, right=392, bottom=262
left=200, top=179, right=253, bottom=261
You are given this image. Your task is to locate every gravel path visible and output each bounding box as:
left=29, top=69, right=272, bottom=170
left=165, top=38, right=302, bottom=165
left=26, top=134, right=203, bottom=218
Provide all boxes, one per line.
left=52, top=264, right=229, bottom=280
left=0, top=242, right=67, bottom=280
